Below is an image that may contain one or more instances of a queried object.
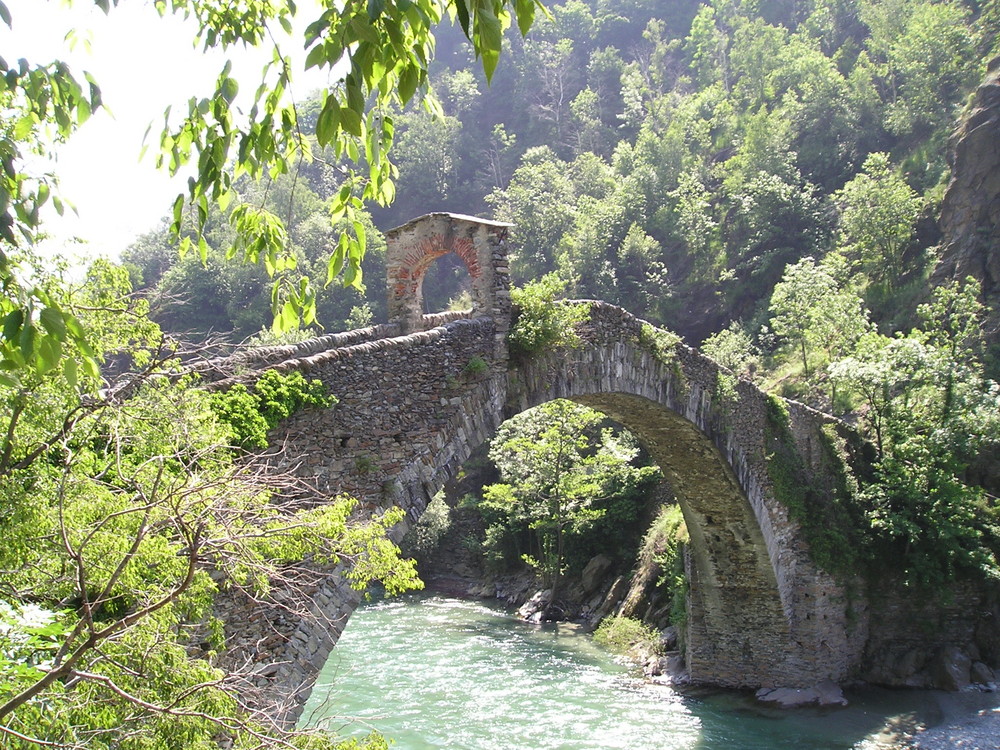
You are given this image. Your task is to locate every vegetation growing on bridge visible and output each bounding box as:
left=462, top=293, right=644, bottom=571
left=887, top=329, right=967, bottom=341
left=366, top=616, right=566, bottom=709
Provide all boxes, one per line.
left=209, top=369, right=335, bottom=449
left=508, top=274, right=589, bottom=359
left=763, top=396, right=866, bottom=581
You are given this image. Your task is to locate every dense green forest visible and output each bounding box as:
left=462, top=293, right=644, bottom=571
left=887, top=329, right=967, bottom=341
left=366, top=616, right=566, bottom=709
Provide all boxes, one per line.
left=4, top=0, right=1000, bottom=745
left=126, top=0, right=998, bottom=348
left=121, top=0, right=1000, bottom=588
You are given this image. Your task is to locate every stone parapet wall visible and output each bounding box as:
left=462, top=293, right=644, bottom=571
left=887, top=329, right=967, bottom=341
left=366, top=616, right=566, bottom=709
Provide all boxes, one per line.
left=191, top=323, right=402, bottom=383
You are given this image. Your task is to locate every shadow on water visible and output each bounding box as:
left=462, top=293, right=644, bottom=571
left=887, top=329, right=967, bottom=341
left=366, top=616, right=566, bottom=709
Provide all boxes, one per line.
left=299, top=594, right=997, bottom=750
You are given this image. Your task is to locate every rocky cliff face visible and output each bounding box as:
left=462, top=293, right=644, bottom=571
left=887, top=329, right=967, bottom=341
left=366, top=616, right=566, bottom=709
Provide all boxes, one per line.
left=936, top=56, right=1000, bottom=345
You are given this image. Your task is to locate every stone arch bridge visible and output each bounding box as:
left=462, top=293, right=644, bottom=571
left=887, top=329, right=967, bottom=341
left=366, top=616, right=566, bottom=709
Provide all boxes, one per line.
left=205, top=214, right=869, bottom=725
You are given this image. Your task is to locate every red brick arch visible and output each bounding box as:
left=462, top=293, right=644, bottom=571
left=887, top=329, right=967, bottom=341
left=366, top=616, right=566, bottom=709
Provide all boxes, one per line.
left=389, top=232, right=480, bottom=304
left=385, top=213, right=510, bottom=335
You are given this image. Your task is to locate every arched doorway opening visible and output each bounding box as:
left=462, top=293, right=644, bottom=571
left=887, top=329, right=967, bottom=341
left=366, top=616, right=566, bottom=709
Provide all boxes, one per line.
left=384, top=212, right=511, bottom=334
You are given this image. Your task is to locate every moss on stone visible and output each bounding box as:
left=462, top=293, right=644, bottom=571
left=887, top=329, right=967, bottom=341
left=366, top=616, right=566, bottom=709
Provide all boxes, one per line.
left=763, top=395, right=863, bottom=580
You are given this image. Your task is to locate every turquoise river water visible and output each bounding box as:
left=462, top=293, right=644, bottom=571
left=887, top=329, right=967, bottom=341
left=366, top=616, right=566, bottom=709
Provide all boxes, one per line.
left=299, top=594, right=995, bottom=749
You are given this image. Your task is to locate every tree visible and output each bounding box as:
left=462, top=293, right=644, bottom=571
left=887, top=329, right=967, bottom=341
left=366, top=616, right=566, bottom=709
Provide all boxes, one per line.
left=0, top=259, right=420, bottom=747
left=702, top=321, right=758, bottom=376
left=860, top=0, right=976, bottom=139
left=669, top=168, right=722, bottom=281
left=517, top=37, right=580, bottom=149
left=768, top=255, right=872, bottom=378
left=488, top=147, right=578, bottom=282
left=828, top=279, right=1000, bottom=584
left=0, top=0, right=542, bottom=380
left=684, top=4, right=728, bottom=89
left=483, top=399, right=657, bottom=619
left=836, top=152, right=921, bottom=284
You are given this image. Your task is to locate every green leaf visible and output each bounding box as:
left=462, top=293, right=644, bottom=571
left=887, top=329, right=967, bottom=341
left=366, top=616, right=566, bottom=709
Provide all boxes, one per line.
left=327, top=233, right=348, bottom=284
left=514, top=0, right=535, bottom=36
left=304, top=43, right=327, bottom=70
left=315, top=96, right=341, bottom=146
left=171, top=194, right=184, bottom=234
left=36, top=334, right=60, bottom=374
left=3, top=309, right=23, bottom=341
left=344, top=257, right=361, bottom=288
left=345, top=78, right=365, bottom=115
left=39, top=306, right=66, bottom=340
left=18, top=320, right=34, bottom=358
left=340, top=106, right=362, bottom=136
left=63, top=356, right=78, bottom=388
left=80, top=351, right=99, bottom=380
left=367, top=0, right=385, bottom=20
left=0, top=2, right=12, bottom=28
left=221, top=77, right=239, bottom=104
left=352, top=219, right=367, bottom=257
left=454, top=0, right=471, bottom=37
left=398, top=65, right=419, bottom=104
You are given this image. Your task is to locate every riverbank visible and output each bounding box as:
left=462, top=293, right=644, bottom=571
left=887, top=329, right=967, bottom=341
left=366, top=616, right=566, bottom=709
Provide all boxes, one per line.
left=906, top=692, right=1000, bottom=749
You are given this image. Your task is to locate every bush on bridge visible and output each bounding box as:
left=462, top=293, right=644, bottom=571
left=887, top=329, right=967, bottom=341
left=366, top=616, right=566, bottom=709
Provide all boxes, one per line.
left=210, top=369, right=335, bottom=450
left=508, top=274, right=589, bottom=359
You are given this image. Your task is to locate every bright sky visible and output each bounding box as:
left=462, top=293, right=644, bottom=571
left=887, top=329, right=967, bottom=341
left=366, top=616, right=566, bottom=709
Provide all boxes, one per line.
left=2, top=0, right=331, bottom=262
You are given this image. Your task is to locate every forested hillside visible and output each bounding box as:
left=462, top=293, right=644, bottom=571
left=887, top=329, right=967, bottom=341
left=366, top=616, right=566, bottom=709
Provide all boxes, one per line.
left=127, top=0, right=998, bottom=350
left=119, top=0, right=1000, bottom=594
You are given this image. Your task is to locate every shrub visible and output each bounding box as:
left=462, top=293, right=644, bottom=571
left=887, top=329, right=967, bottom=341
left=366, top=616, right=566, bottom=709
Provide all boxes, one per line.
left=463, top=355, right=489, bottom=376
left=401, top=491, right=452, bottom=557
left=210, top=369, right=335, bottom=449
left=508, top=273, right=589, bottom=357
left=593, top=615, right=662, bottom=655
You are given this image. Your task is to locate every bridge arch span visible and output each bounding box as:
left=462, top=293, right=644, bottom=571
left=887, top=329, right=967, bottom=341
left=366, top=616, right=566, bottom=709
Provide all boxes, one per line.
left=212, top=300, right=862, bottom=726
left=503, top=302, right=855, bottom=691
left=204, top=214, right=865, bottom=725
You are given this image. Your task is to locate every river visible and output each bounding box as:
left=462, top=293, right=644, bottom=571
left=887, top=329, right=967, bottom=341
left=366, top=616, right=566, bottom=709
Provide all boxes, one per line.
left=299, top=594, right=995, bottom=749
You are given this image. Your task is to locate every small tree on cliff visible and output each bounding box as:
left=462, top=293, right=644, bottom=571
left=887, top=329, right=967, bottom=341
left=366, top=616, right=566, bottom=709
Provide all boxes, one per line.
left=483, top=399, right=652, bottom=619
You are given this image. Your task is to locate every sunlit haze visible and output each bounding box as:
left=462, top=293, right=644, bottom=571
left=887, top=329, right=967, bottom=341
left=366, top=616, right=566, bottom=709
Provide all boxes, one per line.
left=2, top=0, right=330, bottom=262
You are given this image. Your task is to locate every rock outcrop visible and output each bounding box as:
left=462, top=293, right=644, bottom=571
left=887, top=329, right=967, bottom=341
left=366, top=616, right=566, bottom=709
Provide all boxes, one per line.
left=936, top=56, right=1000, bottom=345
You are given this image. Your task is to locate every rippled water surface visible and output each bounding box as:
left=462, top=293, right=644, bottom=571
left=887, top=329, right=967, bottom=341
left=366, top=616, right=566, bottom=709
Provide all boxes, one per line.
left=299, top=595, right=988, bottom=749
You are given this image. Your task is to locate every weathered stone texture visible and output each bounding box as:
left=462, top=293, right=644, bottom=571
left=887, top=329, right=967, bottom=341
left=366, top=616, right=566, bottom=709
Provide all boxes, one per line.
left=860, top=578, right=998, bottom=689
left=936, top=56, right=1000, bottom=343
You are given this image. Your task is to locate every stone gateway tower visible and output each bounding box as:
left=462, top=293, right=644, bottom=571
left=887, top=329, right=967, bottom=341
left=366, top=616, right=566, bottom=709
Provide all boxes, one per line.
left=385, top=212, right=512, bottom=349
